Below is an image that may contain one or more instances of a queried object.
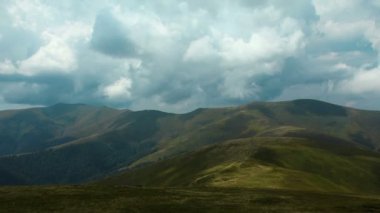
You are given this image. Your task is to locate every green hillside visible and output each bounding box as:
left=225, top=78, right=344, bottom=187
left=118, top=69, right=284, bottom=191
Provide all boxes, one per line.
left=103, top=134, right=380, bottom=195
left=0, top=186, right=379, bottom=212
left=126, top=99, right=380, bottom=169
left=1, top=99, right=380, bottom=186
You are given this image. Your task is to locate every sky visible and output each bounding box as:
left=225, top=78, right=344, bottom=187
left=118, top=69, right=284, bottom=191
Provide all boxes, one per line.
left=0, top=0, right=380, bottom=112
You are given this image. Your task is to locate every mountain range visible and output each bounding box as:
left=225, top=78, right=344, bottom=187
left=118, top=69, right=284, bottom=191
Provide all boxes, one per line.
left=0, top=99, right=380, bottom=195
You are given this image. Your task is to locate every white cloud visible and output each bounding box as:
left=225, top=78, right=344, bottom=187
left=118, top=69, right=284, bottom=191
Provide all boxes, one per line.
left=316, top=20, right=373, bottom=40
left=312, top=0, right=380, bottom=53
left=332, top=63, right=352, bottom=72
left=219, top=27, right=304, bottom=68
left=7, top=0, right=54, bottom=31
left=19, top=38, right=76, bottom=75
left=110, top=5, right=182, bottom=57
left=103, top=77, right=133, bottom=100
left=365, top=24, right=380, bottom=52
left=1, top=0, right=380, bottom=111
left=312, top=0, right=365, bottom=20
left=0, top=59, right=17, bottom=74
left=338, top=67, right=380, bottom=94
left=18, top=22, right=91, bottom=76
left=183, top=36, right=217, bottom=62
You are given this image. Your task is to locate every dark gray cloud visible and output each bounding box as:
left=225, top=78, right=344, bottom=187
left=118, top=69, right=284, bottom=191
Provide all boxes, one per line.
left=0, top=73, right=73, bottom=105
left=91, top=11, right=136, bottom=57
left=0, top=0, right=380, bottom=112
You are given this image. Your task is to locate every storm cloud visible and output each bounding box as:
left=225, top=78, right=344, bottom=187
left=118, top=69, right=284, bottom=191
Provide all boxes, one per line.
left=0, top=0, right=380, bottom=112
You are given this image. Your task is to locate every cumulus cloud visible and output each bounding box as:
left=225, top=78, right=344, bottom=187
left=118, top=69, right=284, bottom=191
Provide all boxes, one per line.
left=19, top=38, right=76, bottom=75
left=0, top=0, right=380, bottom=111
left=183, top=36, right=217, bottom=62
left=103, top=77, right=133, bottom=100
left=338, top=68, right=380, bottom=94
left=0, top=60, right=17, bottom=75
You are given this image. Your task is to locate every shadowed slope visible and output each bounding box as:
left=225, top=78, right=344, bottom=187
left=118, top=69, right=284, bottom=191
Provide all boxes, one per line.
left=0, top=110, right=171, bottom=184
left=0, top=103, right=126, bottom=155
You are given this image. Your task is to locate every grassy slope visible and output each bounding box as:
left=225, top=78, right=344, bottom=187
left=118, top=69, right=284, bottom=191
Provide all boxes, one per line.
left=103, top=135, right=380, bottom=195
left=0, top=186, right=379, bottom=212
left=128, top=100, right=380, bottom=168
left=1, top=99, right=380, bottom=185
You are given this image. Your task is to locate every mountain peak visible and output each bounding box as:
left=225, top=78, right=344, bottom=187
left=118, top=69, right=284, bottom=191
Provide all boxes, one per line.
left=289, top=99, right=347, bottom=116
left=291, top=99, right=337, bottom=105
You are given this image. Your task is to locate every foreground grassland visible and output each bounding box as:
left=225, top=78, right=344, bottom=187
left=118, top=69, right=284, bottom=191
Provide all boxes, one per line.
left=0, top=186, right=379, bottom=212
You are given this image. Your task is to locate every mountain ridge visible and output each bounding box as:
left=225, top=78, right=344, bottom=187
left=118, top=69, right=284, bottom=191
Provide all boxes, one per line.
left=0, top=99, right=380, bottom=187
left=0, top=98, right=375, bottom=114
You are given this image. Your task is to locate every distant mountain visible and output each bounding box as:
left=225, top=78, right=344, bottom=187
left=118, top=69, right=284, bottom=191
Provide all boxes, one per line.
left=0, top=99, right=380, bottom=186
left=0, top=103, right=125, bottom=155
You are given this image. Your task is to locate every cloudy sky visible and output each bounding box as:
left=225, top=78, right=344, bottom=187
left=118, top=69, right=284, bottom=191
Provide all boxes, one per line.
left=0, top=0, right=380, bottom=112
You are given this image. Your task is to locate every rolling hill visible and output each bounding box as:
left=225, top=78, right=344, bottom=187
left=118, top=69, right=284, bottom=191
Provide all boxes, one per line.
left=103, top=134, right=380, bottom=194
left=0, top=99, right=380, bottom=188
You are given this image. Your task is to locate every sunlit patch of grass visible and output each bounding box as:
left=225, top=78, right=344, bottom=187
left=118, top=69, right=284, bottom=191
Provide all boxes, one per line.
left=104, top=136, right=380, bottom=195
